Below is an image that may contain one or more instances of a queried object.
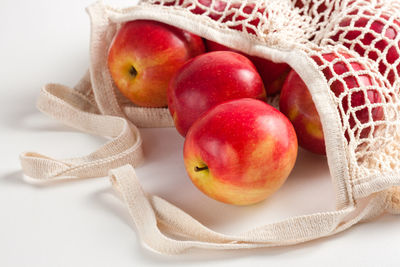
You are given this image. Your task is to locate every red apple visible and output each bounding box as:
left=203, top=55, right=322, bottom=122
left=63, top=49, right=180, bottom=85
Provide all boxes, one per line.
left=191, top=0, right=227, bottom=20
left=168, top=51, right=266, bottom=137
left=293, top=0, right=329, bottom=16
left=330, top=10, right=400, bottom=86
left=157, top=1, right=266, bottom=34
left=292, top=0, right=346, bottom=41
left=293, top=0, right=353, bottom=18
left=220, top=2, right=265, bottom=34
left=279, top=70, right=326, bottom=155
left=189, top=0, right=264, bottom=34
left=279, top=52, right=384, bottom=155
left=184, top=98, right=298, bottom=205
left=108, top=20, right=205, bottom=107
left=206, top=40, right=291, bottom=95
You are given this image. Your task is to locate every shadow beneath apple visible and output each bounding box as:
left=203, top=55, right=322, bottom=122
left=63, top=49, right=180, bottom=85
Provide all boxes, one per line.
left=82, top=127, right=398, bottom=262
left=139, top=127, right=185, bottom=163
left=290, top=147, right=329, bottom=180
left=87, top=183, right=399, bottom=263
left=136, top=127, right=191, bottom=198
left=276, top=147, right=335, bottom=213
left=88, top=188, right=358, bottom=265
left=135, top=127, right=336, bottom=237
left=89, top=185, right=399, bottom=263
left=85, top=170, right=339, bottom=263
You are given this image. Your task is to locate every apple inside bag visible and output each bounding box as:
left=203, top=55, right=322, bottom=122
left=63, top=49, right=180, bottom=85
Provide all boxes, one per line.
left=19, top=0, right=400, bottom=255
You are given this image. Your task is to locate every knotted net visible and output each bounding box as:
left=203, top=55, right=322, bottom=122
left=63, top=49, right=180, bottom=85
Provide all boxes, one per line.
left=19, top=0, right=400, bottom=254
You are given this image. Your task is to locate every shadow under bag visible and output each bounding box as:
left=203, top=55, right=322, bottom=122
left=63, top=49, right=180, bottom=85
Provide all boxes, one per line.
left=20, top=0, right=400, bottom=254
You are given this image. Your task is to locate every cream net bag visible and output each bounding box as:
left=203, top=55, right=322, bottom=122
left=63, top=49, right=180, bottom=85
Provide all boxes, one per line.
left=19, top=0, right=400, bottom=254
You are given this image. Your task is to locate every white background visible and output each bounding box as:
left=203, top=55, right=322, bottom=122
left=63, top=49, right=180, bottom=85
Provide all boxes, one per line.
left=0, top=0, right=399, bottom=266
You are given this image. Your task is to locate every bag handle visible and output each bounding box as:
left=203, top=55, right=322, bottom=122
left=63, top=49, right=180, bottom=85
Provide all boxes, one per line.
left=352, top=172, right=400, bottom=199
left=19, top=83, right=144, bottom=180
left=386, top=187, right=400, bottom=215
left=109, top=164, right=394, bottom=255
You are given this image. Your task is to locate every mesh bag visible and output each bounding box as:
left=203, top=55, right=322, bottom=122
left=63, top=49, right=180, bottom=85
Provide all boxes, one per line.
left=20, top=0, right=400, bottom=254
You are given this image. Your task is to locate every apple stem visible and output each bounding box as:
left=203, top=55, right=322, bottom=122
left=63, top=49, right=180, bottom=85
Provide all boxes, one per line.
left=129, top=65, right=138, bottom=78
left=194, top=166, right=209, bottom=172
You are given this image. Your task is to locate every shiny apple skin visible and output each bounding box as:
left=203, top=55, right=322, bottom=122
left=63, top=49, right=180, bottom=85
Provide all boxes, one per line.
left=184, top=98, right=298, bottom=206
left=205, top=40, right=291, bottom=95
left=108, top=20, right=205, bottom=107
left=279, top=70, right=326, bottom=155
left=330, top=10, right=400, bottom=86
left=168, top=51, right=266, bottom=137
left=279, top=52, right=384, bottom=155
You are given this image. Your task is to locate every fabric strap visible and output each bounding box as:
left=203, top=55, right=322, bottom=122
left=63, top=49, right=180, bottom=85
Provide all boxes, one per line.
left=20, top=83, right=144, bottom=180
left=109, top=164, right=394, bottom=255
left=18, top=0, right=400, bottom=255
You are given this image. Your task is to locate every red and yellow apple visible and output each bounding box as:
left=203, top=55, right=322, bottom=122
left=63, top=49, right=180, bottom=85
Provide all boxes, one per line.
left=108, top=20, right=205, bottom=107
left=279, top=70, right=326, bottom=155
left=184, top=98, right=298, bottom=205
left=279, top=52, right=384, bottom=155
left=205, top=40, right=291, bottom=95
left=168, top=51, right=266, bottom=137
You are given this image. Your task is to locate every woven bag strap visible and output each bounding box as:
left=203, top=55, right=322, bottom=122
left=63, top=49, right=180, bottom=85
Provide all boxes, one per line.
left=19, top=83, right=144, bottom=180
left=108, top=164, right=393, bottom=255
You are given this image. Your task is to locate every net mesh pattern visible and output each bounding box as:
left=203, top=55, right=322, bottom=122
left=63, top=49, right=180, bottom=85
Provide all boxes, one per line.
left=136, top=0, right=400, bottom=185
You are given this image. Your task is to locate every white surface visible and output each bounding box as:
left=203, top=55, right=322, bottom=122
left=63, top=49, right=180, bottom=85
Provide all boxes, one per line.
left=0, top=0, right=399, bottom=266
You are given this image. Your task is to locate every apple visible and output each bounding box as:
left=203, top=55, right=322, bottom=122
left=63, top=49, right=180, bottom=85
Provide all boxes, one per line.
left=206, top=40, right=291, bottom=95
left=279, top=70, right=326, bottom=155
left=160, top=1, right=267, bottom=35
left=184, top=98, right=298, bottom=205
left=220, top=2, right=265, bottom=34
left=188, top=0, right=265, bottom=34
left=293, top=0, right=352, bottom=18
left=293, top=0, right=346, bottom=42
left=190, top=0, right=227, bottom=20
left=330, top=10, right=400, bottom=86
left=294, top=0, right=329, bottom=16
left=279, top=52, right=384, bottom=155
left=108, top=20, right=205, bottom=107
left=168, top=51, right=266, bottom=137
